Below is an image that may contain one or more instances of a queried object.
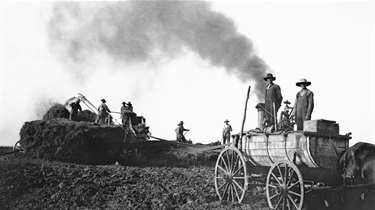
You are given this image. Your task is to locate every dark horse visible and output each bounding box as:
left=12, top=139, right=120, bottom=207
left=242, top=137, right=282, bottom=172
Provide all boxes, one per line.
left=333, top=142, right=375, bottom=185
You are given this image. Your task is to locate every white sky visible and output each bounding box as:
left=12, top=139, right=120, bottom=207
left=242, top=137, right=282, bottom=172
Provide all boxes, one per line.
left=1, top=0, right=374, bottom=146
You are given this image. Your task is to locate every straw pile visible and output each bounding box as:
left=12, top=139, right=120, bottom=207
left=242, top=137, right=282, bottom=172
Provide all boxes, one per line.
left=19, top=119, right=124, bottom=165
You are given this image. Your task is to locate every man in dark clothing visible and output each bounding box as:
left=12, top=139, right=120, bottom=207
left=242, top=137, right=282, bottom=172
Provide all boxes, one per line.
left=127, top=102, right=133, bottom=112
left=69, top=99, right=82, bottom=121
left=264, top=73, right=283, bottom=128
left=291, top=78, right=314, bottom=130
left=120, top=102, right=128, bottom=128
left=176, top=121, right=189, bottom=142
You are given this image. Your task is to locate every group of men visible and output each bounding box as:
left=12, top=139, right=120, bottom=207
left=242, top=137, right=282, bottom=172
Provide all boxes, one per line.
left=120, top=101, right=133, bottom=128
left=68, top=98, right=135, bottom=126
left=69, top=72, right=313, bottom=144
left=220, top=73, right=314, bottom=144
left=263, top=73, right=314, bottom=131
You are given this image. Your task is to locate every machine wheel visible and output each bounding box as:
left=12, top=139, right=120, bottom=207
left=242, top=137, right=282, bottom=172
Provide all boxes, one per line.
left=13, top=140, right=25, bottom=157
left=214, top=146, right=248, bottom=203
left=266, top=160, right=304, bottom=210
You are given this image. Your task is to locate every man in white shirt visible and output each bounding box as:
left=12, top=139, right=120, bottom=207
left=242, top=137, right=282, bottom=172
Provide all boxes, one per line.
left=222, top=119, right=232, bottom=145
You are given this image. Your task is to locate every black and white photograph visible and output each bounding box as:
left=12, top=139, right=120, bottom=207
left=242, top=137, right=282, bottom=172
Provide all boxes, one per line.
left=1, top=0, right=374, bottom=209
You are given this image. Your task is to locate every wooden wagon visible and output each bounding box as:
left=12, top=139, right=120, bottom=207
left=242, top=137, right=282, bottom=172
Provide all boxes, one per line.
left=214, top=119, right=351, bottom=210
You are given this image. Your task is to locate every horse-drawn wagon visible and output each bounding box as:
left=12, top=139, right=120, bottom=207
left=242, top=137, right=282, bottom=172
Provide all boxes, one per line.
left=214, top=101, right=357, bottom=209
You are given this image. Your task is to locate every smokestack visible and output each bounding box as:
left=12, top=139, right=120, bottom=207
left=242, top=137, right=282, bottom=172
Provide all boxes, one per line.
left=47, top=1, right=268, bottom=101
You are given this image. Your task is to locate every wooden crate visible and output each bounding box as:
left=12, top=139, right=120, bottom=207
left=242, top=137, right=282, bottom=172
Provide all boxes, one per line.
left=303, top=119, right=339, bottom=135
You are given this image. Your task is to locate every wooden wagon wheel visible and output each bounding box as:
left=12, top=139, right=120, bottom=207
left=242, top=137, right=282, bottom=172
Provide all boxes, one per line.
left=266, top=160, right=304, bottom=210
left=214, top=146, right=248, bottom=203
left=13, top=140, right=25, bottom=157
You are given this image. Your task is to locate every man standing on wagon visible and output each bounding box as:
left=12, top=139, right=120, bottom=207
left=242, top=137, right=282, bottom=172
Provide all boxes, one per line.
left=264, top=73, right=283, bottom=129
left=291, top=78, right=314, bottom=130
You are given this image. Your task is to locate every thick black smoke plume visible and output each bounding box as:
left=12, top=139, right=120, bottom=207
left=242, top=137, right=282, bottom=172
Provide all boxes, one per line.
left=48, top=0, right=268, bottom=100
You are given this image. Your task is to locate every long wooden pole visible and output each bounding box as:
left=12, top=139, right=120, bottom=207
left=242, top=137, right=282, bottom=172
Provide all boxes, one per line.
left=273, top=102, right=277, bottom=130
left=239, top=86, right=251, bottom=149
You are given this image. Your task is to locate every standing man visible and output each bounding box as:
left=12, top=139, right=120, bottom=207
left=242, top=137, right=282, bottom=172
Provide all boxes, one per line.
left=175, top=121, right=189, bottom=142
left=279, top=100, right=293, bottom=131
left=291, top=78, right=314, bottom=130
left=69, top=99, right=82, bottom=121
left=127, top=102, right=133, bottom=112
left=222, top=119, right=232, bottom=145
left=95, top=99, right=111, bottom=124
left=120, top=102, right=128, bottom=128
left=264, top=73, right=283, bottom=128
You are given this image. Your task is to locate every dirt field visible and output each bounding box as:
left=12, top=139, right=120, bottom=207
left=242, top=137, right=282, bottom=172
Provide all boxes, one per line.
left=0, top=158, right=268, bottom=210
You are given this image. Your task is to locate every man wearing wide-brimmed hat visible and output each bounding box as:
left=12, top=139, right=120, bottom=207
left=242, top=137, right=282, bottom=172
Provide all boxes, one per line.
left=120, top=102, right=128, bottom=128
left=264, top=73, right=283, bottom=128
left=95, top=99, right=111, bottom=124
left=127, top=102, right=133, bottom=112
left=291, top=78, right=314, bottom=130
left=175, top=121, right=189, bottom=142
left=222, top=119, right=232, bottom=145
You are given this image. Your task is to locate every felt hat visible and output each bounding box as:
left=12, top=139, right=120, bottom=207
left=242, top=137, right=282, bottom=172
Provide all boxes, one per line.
left=127, top=102, right=132, bottom=106
left=263, top=73, right=276, bottom=81
left=101, top=99, right=106, bottom=103
left=224, top=119, right=229, bottom=123
left=178, top=121, right=184, bottom=126
left=296, top=78, right=311, bottom=87
left=122, top=101, right=126, bottom=105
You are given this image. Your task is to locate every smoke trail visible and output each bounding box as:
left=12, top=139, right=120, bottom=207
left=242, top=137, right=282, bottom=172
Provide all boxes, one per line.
left=48, top=0, right=268, bottom=101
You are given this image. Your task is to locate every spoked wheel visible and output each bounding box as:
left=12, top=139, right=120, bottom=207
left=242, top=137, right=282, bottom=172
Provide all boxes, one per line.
left=13, top=140, right=25, bottom=157
left=266, top=160, right=304, bottom=210
left=214, top=146, right=248, bottom=203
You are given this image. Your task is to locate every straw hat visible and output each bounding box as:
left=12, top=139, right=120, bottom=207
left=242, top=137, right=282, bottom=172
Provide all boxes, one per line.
left=296, top=78, right=311, bottom=87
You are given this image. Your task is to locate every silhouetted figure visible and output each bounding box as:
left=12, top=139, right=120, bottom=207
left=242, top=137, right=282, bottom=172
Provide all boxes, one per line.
left=95, top=99, right=111, bottom=125
left=69, top=99, right=82, bottom=121
left=176, top=121, right=189, bottom=142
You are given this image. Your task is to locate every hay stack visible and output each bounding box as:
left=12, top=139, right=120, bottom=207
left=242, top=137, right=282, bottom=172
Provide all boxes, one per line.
left=77, top=110, right=96, bottom=122
left=19, top=119, right=124, bottom=165
left=42, top=104, right=96, bottom=122
left=42, top=104, right=70, bottom=120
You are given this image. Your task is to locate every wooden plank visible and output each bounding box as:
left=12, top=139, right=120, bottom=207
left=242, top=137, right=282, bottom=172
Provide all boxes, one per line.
left=185, top=143, right=231, bottom=153
left=149, top=136, right=206, bottom=147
